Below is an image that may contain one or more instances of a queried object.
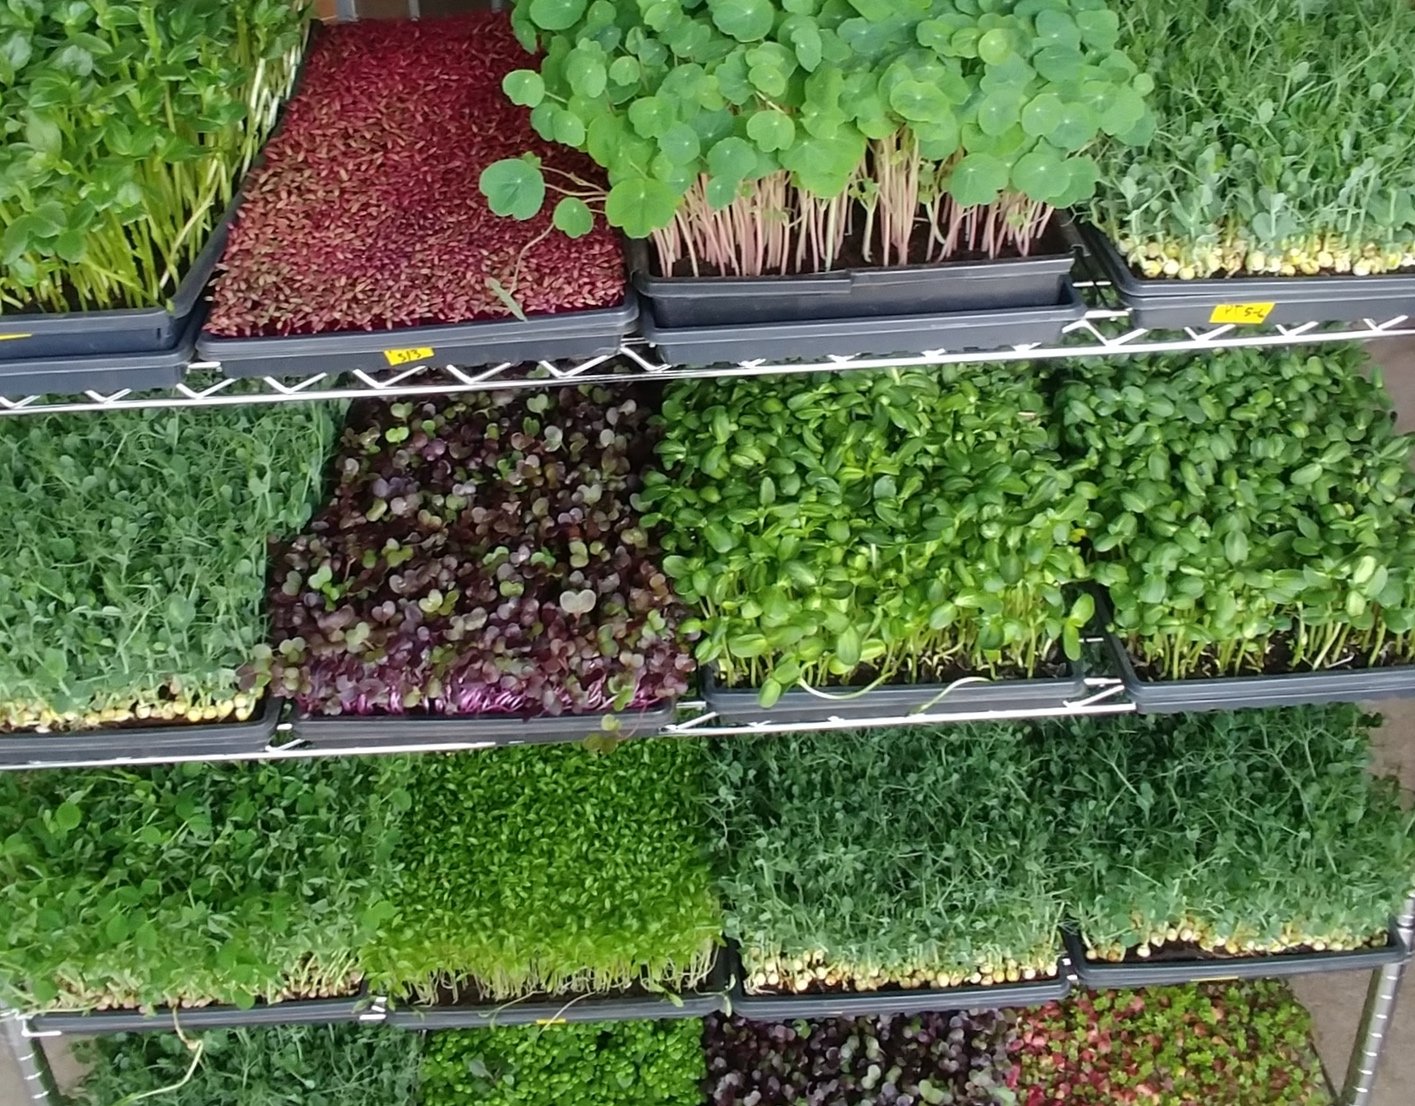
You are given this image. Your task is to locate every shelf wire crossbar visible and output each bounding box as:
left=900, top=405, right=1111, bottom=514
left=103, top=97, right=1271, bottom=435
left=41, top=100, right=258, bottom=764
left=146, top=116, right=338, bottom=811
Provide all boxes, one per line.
left=0, top=302, right=1411, bottom=417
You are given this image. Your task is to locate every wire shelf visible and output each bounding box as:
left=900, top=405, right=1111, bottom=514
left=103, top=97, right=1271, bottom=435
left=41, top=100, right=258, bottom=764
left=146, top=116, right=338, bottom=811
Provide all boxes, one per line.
left=0, top=293, right=1410, bottom=417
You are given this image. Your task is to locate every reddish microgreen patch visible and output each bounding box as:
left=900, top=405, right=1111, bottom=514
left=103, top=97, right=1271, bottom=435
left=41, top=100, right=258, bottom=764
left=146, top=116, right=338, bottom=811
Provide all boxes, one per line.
left=205, top=14, right=624, bottom=337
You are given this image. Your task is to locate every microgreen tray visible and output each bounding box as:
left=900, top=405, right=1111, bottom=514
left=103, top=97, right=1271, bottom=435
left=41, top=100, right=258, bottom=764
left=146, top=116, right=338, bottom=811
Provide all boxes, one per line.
left=0, top=309, right=202, bottom=399
left=386, top=951, right=731, bottom=1029
left=0, top=201, right=235, bottom=365
left=1080, top=223, right=1415, bottom=329
left=25, top=993, right=383, bottom=1036
left=197, top=296, right=639, bottom=378
left=638, top=281, right=1084, bottom=366
left=0, top=696, right=281, bottom=768
left=702, top=661, right=1087, bottom=725
left=728, top=952, right=1070, bottom=1020
left=1101, top=629, right=1415, bottom=713
left=284, top=699, right=675, bottom=750
left=627, top=232, right=1076, bottom=328
left=1062, top=924, right=1410, bottom=988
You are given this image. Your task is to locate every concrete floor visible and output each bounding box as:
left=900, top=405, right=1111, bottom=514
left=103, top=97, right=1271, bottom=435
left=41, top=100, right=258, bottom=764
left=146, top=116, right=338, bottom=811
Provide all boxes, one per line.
left=4, top=337, right=1415, bottom=1105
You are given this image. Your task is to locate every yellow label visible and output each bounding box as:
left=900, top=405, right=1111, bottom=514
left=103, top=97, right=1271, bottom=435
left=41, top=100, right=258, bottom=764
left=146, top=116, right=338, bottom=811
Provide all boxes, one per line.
left=382, top=346, right=434, bottom=366
left=0, top=333, right=33, bottom=342
left=534, top=1017, right=568, bottom=1026
left=1209, top=302, right=1275, bottom=325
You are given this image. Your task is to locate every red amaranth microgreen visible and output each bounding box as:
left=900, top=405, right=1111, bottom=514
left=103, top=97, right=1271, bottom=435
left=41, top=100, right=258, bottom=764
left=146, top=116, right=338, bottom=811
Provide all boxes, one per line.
left=252, top=384, right=692, bottom=718
left=205, top=14, right=624, bottom=337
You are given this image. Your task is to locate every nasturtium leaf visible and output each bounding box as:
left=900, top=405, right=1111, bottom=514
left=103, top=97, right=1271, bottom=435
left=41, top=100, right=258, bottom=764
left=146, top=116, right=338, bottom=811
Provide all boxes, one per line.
left=552, top=108, right=587, bottom=147
left=705, top=175, right=741, bottom=208
left=888, top=79, right=950, bottom=122
left=784, top=17, right=823, bottom=70
left=659, top=122, right=701, bottom=164
left=781, top=131, right=866, bottom=195
left=566, top=49, right=608, bottom=98
left=977, top=27, right=1014, bottom=64
left=847, top=0, right=896, bottom=21
left=1009, top=143, right=1064, bottom=200
left=605, top=177, right=679, bottom=236
left=628, top=95, right=675, bottom=138
left=529, top=102, right=559, bottom=142
left=1100, top=86, right=1148, bottom=137
left=1034, top=9, right=1081, bottom=48
left=553, top=197, right=594, bottom=238
left=1032, top=44, right=1084, bottom=83
left=709, top=0, right=774, bottom=41
left=502, top=69, right=545, bottom=108
left=1020, top=92, right=1064, bottom=137
left=528, top=0, right=588, bottom=31
left=643, top=0, right=679, bottom=30
left=1075, top=7, right=1119, bottom=47
left=708, top=135, right=758, bottom=180
left=951, top=26, right=983, bottom=57
left=479, top=158, right=546, bottom=220
left=748, top=62, right=788, bottom=97
left=976, top=88, right=1024, bottom=136
left=1050, top=101, right=1099, bottom=150
left=948, top=151, right=1009, bottom=207
left=747, top=110, right=796, bottom=152
left=609, top=55, right=641, bottom=85
left=912, top=112, right=961, bottom=159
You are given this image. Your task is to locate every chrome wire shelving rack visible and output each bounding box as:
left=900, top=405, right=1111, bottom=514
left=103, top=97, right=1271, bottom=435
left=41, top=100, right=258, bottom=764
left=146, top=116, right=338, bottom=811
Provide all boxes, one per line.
left=0, top=279, right=1411, bottom=417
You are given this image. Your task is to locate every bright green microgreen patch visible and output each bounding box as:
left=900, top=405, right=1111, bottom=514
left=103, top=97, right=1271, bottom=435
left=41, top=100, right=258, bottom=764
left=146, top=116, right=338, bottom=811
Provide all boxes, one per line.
left=1059, top=346, right=1415, bottom=679
left=1044, top=706, right=1415, bottom=959
left=708, top=724, right=1066, bottom=991
left=1088, top=0, right=1415, bottom=278
left=0, top=0, right=310, bottom=311
left=363, top=741, right=722, bottom=1001
left=643, top=368, right=1095, bottom=702
left=0, top=405, right=339, bottom=731
left=0, top=758, right=409, bottom=1012
left=421, top=1020, right=705, bottom=1106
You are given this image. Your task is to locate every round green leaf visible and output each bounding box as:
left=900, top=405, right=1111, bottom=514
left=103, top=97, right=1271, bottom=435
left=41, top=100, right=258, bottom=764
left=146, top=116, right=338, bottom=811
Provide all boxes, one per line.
left=658, top=122, right=701, bottom=164
left=709, top=0, right=774, bottom=41
left=1034, top=9, right=1081, bottom=48
left=1009, top=143, right=1064, bottom=201
left=479, top=158, right=546, bottom=220
left=605, top=177, right=679, bottom=236
left=1020, top=92, right=1064, bottom=137
left=888, top=79, right=950, bottom=123
left=1051, top=101, right=1099, bottom=151
left=976, top=89, right=1023, bottom=136
left=705, top=175, right=741, bottom=208
left=948, top=151, right=1009, bottom=208
left=1075, top=8, right=1120, bottom=48
left=566, top=50, right=607, bottom=98
left=912, top=111, right=961, bottom=160
left=1032, top=44, right=1084, bottom=83
left=553, top=196, right=594, bottom=238
left=609, top=55, right=641, bottom=85
left=528, top=0, right=588, bottom=30
left=502, top=70, right=545, bottom=108
left=628, top=95, right=675, bottom=138
left=746, top=109, right=796, bottom=152
left=552, top=108, right=587, bottom=147
left=708, top=135, right=758, bottom=180
left=977, top=27, right=1014, bottom=64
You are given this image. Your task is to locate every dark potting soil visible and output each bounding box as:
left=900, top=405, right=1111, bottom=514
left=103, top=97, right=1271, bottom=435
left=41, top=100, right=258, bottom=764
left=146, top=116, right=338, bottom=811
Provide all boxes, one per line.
left=662, top=216, right=1065, bottom=280
left=1130, top=633, right=1409, bottom=682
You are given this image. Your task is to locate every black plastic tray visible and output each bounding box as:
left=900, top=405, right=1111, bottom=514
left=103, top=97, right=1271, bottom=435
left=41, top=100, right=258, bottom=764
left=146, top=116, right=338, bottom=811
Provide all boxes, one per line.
left=0, top=696, right=281, bottom=768
left=638, top=281, right=1084, bottom=366
left=628, top=234, right=1076, bottom=328
left=198, top=295, right=639, bottom=378
left=1080, top=223, right=1415, bottom=329
left=1063, top=924, right=1410, bottom=988
left=25, top=993, right=382, bottom=1036
left=1102, top=628, right=1415, bottom=713
left=729, top=948, right=1069, bottom=1019
left=702, top=662, right=1088, bottom=725
left=0, top=202, right=235, bottom=365
left=285, top=699, right=675, bottom=750
left=0, top=308, right=202, bottom=398
left=387, top=950, right=730, bottom=1029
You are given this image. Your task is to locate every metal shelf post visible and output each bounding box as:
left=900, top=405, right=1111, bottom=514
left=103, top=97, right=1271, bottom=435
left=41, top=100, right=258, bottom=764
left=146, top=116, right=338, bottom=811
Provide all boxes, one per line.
left=1, top=1012, right=56, bottom=1106
left=1341, top=889, right=1415, bottom=1105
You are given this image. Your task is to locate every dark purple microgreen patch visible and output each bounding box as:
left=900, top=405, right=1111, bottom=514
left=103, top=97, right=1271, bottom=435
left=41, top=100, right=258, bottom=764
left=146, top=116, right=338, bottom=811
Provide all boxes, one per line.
left=249, top=384, right=692, bottom=718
